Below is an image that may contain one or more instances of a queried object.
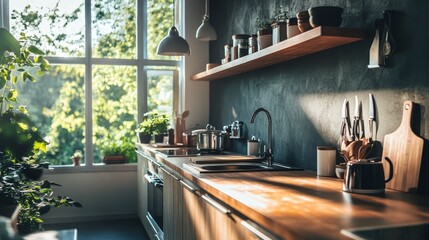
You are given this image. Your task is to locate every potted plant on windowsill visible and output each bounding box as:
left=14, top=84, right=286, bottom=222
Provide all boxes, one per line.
left=256, top=16, right=274, bottom=50
left=70, top=150, right=83, bottom=166
left=271, top=6, right=288, bottom=44
left=101, top=142, right=127, bottom=164
left=101, top=140, right=136, bottom=164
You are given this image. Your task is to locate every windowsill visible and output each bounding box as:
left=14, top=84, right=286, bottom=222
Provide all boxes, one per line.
left=43, top=163, right=137, bottom=174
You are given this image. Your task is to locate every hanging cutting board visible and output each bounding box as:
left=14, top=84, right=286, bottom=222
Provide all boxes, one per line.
left=382, top=100, right=424, bottom=193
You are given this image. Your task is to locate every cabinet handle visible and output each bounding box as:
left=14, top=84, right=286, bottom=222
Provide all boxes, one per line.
left=202, top=194, right=231, bottom=215
left=179, top=180, right=196, bottom=193
left=241, top=220, right=273, bottom=240
left=160, top=167, right=180, bottom=181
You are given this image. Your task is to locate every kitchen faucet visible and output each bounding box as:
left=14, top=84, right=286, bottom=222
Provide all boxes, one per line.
left=250, top=108, right=273, bottom=166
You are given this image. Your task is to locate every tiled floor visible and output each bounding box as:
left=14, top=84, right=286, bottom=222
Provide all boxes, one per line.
left=44, top=218, right=149, bottom=240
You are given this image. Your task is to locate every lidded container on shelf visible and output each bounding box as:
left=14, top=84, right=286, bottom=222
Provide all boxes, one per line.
left=287, top=17, right=301, bottom=38
left=248, top=34, right=258, bottom=54
left=232, top=34, right=250, bottom=60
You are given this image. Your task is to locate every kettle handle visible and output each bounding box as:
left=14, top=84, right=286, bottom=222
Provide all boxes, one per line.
left=384, top=157, right=394, bottom=183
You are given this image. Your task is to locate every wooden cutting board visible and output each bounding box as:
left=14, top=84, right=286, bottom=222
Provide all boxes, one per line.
left=382, top=100, right=424, bottom=193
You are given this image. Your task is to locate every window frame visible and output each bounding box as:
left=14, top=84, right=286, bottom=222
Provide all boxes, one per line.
left=1, top=0, right=181, bottom=172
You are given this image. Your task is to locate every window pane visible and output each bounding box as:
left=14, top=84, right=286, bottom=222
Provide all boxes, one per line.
left=9, top=0, right=85, bottom=57
left=92, top=0, right=137, bottom=59
left=146, top=68, right=177, bottom=119
left=92, top=65, right=137, bottom=164
left=147, top=0, right=178, bottom=61
left=15, top=65, right=86, bottom=166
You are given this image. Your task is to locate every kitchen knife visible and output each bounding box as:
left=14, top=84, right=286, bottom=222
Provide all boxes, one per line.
left=352, top=96, right=359, bottom=140
left=341, top=98, right=351, bottom=142
left=368, top=93, right=376, bottom=142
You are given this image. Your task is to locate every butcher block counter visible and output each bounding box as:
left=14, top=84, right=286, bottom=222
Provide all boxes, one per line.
left=138, top=146, right=429, bottom=240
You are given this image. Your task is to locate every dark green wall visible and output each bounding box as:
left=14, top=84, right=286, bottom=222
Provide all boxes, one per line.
left=208, top=0, right=429, bottom=173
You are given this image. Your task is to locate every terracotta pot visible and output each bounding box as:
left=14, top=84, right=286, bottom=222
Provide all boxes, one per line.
left=103, top=155, right=127, bottom=164
left=72, top=157, right=81, bottom=166
left=257, top=29, right=273, bottom=50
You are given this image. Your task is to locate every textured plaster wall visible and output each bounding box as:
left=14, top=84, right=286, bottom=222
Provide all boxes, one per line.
left=208, top=0, right=429, bottom=180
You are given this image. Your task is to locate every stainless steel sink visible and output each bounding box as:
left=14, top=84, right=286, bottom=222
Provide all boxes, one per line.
left=341, top=222, right=429, bottom=240
left=183, top=162, right=302, bottom=174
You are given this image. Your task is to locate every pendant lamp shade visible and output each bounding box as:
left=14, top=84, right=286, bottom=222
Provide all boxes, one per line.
left=196, top=0, right=217, bottom=41
left=196, top=16, right=217, bottom=41
left=156, top=26, right=190, bottom=56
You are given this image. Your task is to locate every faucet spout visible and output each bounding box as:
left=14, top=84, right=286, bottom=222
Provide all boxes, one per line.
left=250, top=108, right=273, bottom=165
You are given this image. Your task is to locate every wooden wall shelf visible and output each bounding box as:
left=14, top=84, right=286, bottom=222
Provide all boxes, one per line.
left=191, top=26, right=365, bottom=82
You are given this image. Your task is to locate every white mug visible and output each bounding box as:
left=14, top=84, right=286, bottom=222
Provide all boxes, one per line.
left=317, top=146, right=336, bottom=176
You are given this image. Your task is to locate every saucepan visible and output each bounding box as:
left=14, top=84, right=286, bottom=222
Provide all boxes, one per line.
left=192, top=124, right=226, bottom=153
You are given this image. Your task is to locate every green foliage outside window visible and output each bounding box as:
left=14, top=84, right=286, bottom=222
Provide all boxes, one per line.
left=9, top=0, right=176, bottom=165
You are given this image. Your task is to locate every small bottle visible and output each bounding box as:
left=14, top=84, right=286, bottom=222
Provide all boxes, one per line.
left=224, top=44, right=232, bottom=62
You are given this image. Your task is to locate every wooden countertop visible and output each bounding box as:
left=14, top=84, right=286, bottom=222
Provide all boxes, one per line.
left=139, top=146, right=429, bottom=239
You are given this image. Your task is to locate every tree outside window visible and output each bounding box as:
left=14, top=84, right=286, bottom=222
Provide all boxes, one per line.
left=8, top=0, right=178, bottom=166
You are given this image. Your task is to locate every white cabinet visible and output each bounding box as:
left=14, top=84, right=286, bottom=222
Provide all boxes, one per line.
left=137, top=153, right=157, bottom=240
left=137, top=153, right=148, bottom=221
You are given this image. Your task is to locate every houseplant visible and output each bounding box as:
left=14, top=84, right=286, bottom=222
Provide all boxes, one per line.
left=70, top=150, right=83, bottom=166
left=256, top=16, right=274, bottom=50
left=271, top=6, right=288, bottom=44
left=151, top=112, right=169, bottom=143
left=136, top=113, right=154, bottom=144
left=0, top=28, right=81, bottom=234
left=137, top=112, right=169, bottom=143
left=101, top=139, right=136, bottom=164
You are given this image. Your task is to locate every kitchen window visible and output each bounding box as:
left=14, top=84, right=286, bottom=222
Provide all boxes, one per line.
left=1, top=0, right=180, bottom=168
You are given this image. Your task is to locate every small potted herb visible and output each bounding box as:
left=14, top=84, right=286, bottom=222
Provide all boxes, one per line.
left=136, top=113, right=154, bottom=144
left=256, top=16, right=274, bottom=50
left=151, top=113, right=170, bottom=143
left=272, top=6, right=288, bottom=44
left=70, top=150, right=83, bottom=166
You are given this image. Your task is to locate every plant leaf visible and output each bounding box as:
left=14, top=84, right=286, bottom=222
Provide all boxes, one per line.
left=0, top=28, right=20, bottom=64
left=28, top=45, right=45, bottom=55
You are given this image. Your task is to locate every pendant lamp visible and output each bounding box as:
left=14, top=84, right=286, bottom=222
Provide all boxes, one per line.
left=156, top=0, right=190, bottom=56
left=196, top=0, right=217, bottom=41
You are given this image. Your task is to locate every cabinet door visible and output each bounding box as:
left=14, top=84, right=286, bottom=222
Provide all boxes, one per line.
left=181, top=180, right=207, bottom=240
left=162, top=168, right=183, bottom=240
left=137, top=153, right=148, bottom=220
left=202, top=194, right=258, bottom=240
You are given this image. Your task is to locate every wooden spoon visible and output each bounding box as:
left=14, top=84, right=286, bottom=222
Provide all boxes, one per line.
left=182, top=110, right=189, bottom=119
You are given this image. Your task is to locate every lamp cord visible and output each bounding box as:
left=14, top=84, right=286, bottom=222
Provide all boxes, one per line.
left=205, top=0, right=209, bottom=18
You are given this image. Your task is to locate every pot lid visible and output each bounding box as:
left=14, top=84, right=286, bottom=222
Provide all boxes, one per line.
left=192, top=124, right=225, bottom=134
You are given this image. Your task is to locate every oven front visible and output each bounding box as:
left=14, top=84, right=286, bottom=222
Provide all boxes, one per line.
left=145, top=164, right=164, bottom=240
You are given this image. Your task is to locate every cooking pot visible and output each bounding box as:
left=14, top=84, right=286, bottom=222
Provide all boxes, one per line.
left=343, top=157, right=393, bottom=194
left=192, top=124, right=226, bottom=152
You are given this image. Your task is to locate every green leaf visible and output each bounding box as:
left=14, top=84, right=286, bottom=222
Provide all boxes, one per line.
left=7, top=89, right=18, bottom=101
left=0, top=78, right=5, bottom=89
left=33, top=141, right=47, bottom=153
left=28, top=45, right=45, bottom=55
left=0, top=28, right=20, bottom=64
